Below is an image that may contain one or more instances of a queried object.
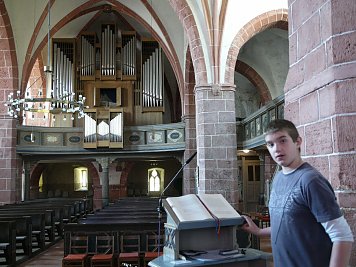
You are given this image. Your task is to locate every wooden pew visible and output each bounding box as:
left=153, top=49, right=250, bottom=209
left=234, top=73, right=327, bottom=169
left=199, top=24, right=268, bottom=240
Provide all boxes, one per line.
left=63, top=222, right=158, bottom=256
left=13, top=197, right=92, bottom=221
left=0, top=209, right=55, bottom=243
left=79, top=217, right=164, bottom=226
left=0, top=212, right=46, bottom=249
left=0, top=220, right=17, bottom=266
left=0, top=216, right=32, bottom=257
left=63, top=229, right=120, bottom=257
left=63, top=197, right=163, bottom=264
left=102, top=206, right=158, bottom=211
left=5, top=203, right=70, bottom=237
left=84, top=213, right=159, bottom=218
left=95, top=210, right=160, bottom=215
left=78, top=218, right=159, bottom=226
left=36, top=205, right=65, bottom=237
left=1, top=203, right=68, bottom=235
left=63, top=222, right=161, bottom=267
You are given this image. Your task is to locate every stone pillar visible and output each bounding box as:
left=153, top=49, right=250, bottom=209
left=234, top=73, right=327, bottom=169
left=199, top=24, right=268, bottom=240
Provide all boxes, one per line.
left=286, top=0, right=356, bottom=264
left=97, top=157, right=111, bottom=207
left=182, top=114, right=197, bottom=194
left=195, top=83, right=238, bottom=207
left=23, top=161, right=31, bottom=201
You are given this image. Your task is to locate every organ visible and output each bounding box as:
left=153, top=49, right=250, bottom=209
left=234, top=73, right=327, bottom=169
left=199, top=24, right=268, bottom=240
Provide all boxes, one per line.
left=51, top=24, right=165, bottom=148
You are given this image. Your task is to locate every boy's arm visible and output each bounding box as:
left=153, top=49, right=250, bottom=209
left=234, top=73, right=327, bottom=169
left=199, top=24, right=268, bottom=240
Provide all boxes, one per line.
left=321, top=216, right=354, bottom=267
left=329, top=241, right=353, bottom=267
left=241, top=215, right=271, bottom=237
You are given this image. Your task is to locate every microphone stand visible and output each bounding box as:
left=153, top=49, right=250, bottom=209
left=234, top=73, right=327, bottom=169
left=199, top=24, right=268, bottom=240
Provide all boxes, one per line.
left=157, top=152, right=197, bottom=255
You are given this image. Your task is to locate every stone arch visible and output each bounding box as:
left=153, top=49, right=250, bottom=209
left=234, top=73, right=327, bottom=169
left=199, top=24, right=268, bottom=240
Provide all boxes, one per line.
left=86, top=161, right=100, bottom=200
left=30, top=161, right=99, bottom=197
left=182, top=45, right=197, bottom=194
left=25, top=58, right=49, bottom=126
left=118, top=162, right=134, bottom=192
left=21, top=2, right=184, bottom=109
left=30, top=163, right=45, bottom=188
left=21, top=0, right=53, bottom=95
left=224, top=8, right=288, bottom=85
left=169, top=0, right=207, bottom=85
left=0, top=2, right=18, bottom=92
left=235, top=60, right=271, bottom=104
left=183, top=45, right=196, bottom=116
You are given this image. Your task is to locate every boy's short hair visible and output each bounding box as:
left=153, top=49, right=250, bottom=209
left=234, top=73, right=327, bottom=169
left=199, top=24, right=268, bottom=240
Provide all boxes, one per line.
left=265, top=119, right=300, bottom=142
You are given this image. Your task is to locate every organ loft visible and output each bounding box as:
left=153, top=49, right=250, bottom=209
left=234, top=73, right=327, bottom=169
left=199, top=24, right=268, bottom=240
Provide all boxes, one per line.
left=50, top=22, right=166, bottom=149
left=1, top=0, right=356, bottom=266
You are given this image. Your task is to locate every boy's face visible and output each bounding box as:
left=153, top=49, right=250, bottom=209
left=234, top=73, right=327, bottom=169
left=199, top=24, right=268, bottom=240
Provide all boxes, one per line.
left=265, top=129, right=302, bottom=171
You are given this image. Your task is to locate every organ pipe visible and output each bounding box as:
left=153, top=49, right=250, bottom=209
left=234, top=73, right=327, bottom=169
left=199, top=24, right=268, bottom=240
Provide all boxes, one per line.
left=142, top=46, right=163, bottom=108
left=80, top=35, right=95, bottom=77
left=122, top=35, right=136, bottom=76
left=52, top=41, right=74, bottom=108
left=110, top=113, right=122, bottom=142
left=84, top=113, right=96, bottom=144
left=101, top=25, right=116, bottom=77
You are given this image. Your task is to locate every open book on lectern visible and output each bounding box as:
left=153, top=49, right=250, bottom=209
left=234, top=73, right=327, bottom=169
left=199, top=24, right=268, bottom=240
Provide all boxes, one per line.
left=162, top=193, right=244, bottom=230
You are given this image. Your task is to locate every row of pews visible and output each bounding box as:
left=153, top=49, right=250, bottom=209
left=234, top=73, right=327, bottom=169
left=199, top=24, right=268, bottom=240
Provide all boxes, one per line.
left=63, top=197, right=165, bottom=267
left=0, top=197, right=91, bottom=266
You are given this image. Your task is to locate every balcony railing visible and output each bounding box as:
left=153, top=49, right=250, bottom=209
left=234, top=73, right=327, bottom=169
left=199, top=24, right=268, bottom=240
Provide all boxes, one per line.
left=16, top=122, right=185, bottom=154
left=16, top=96, right=284, bottom=154
left=237, top=95, right=284, bottom=149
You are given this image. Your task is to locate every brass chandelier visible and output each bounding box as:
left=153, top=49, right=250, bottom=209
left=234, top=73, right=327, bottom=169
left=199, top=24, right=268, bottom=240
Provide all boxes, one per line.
left=6, top=89, right=86, bottom=120
left=5, top=0, right=86, bottom=120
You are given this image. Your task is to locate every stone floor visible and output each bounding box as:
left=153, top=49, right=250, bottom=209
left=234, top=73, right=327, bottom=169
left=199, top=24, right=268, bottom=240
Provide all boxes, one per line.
left=16, top=240, right=64, bottom=267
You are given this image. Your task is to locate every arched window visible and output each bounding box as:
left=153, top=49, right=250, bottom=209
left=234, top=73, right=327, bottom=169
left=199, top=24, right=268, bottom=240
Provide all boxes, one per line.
left=74, top=167, right=88, bottom=191
left=148, top=168, right=164, bottom=192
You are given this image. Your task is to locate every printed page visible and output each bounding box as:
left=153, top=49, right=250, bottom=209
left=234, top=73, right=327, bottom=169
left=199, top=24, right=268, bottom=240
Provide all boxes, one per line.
left=166, top=194, right=212, bottom=222
left=197, top=193, right=241, bottom=219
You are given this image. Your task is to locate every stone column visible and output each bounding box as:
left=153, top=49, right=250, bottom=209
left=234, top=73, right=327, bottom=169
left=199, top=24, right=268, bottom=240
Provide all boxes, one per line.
left=182, top=114, right=197, bottom=194
left=97, top=157, right=111, bottom=207
left=23, top=161, right=31, bottom=201
left=195, top=83, right=238, bottom=207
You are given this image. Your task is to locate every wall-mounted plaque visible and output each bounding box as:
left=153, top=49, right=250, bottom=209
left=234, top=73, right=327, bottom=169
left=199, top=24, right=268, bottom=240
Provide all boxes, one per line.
left=167, top=129, right=184, bottom=143
left=146, top=131, right=165, bottom=144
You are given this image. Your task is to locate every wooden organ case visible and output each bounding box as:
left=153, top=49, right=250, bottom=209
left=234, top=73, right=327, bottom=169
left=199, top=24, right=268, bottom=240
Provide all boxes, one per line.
left=50, top=24, right=165, bottom=149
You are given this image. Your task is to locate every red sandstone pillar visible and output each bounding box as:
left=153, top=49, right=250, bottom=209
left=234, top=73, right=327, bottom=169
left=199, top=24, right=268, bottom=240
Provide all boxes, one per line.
left=285, top=0, right=356, bottom=264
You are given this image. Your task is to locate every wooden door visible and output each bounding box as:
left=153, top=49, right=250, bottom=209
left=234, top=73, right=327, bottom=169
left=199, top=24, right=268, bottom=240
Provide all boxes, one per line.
left=243, top=160, right=261, bottom=212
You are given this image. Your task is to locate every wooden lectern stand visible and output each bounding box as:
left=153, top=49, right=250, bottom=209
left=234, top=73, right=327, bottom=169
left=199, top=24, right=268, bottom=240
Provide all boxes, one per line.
left=148, top=194, right=272, bottom=267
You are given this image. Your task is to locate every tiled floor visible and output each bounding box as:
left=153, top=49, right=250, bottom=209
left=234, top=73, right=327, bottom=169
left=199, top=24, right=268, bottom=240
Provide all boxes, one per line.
left=14, top=237, right=273, bottom=267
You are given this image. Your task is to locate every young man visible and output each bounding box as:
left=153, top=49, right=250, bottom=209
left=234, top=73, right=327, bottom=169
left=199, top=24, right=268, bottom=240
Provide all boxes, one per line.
left=242, top=119, right=354, bottom=267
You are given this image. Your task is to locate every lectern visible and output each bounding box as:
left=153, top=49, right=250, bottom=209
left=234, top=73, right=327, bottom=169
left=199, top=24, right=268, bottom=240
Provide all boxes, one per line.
left=149, top=194, right=272, bottom=267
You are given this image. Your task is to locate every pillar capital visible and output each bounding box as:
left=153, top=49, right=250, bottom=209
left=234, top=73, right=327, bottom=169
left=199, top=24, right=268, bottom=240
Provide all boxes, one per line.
left=181, top=114, right=195, bottom=122
left=23, top=159, right=38, bottom=172
left=96, top=157, right=114, bottom=171
left=194, top=83, right=236, bottom=95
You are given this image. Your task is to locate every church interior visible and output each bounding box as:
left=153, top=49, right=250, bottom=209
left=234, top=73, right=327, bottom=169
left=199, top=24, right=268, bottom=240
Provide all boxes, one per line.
left=0, top=0, right=354, bottom=266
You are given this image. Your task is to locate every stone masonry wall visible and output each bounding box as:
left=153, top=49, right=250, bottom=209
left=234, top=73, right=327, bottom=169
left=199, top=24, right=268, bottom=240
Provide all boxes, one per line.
left=285, top=0, right=356, bottom=264
left=0, top=2, right=19, bottom=204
